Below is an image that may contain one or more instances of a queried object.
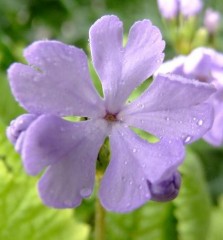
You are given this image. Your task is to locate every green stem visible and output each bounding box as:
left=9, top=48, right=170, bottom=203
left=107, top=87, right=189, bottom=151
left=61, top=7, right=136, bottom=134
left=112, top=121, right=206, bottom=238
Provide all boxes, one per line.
left=95, top=175, right=106, bottom=240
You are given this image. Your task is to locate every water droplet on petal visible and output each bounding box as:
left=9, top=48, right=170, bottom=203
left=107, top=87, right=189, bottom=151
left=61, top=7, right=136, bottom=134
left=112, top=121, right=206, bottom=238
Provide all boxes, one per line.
left=33, top=76, right=39, bottom=82
left=142, top=163, right=146, bottom=168
left=80, top=188, right=91, bottom=198
left=129, top=180, right=133, bottom=185
left=138, top=185, right=143, bottom=190
left=165, top=117, right=170, bottom=121
left=145, top=193, right=150, bottom=198
left=121, top=176, right=126, bottom=182
left=197, top=119, right=203, bottom=126
left=132, top=148, right=137, bottom=153
left=140, top=103, right=145, bottom=109
left=64, top=199, right=73, bottom=207
left=184, top=135, right=191, bottom=144
left=18, top=119, right=24, bottom=125
left=124, top=161, right=128, bottom=165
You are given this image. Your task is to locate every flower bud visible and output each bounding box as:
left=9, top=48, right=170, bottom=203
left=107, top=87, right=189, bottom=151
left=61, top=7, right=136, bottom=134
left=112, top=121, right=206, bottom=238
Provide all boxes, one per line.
left=149, top=172, right=181, bottom=202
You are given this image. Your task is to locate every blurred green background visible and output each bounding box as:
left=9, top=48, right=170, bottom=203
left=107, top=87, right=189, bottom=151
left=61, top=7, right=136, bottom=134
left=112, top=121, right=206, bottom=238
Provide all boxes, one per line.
left=1, top=0, right=223, bottom=239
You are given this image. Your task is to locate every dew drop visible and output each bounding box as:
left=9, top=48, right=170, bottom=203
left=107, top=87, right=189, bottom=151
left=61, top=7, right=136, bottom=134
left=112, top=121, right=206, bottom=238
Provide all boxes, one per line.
left=197, top=119, right=203, bottom=126
left=124, top=161, right=128, bottom=165
left=184, top=135, right=191, bottom=143
left=33, top=76, right=39, bottom=82
left=129, top=180, right=133, bottom=185
left=140, top=119, right=144, bottom=124
left=80, top=188, right=91, bottom=198
left=18, top=119, right=24, bottom=125
left=126, top=202, right=131, bottom=208
left=165, top=117, right=170, bottom=121
left=140, top=103, right=145, bottom=109
left=138, top=185, right=143, bottom=190
left=132, top=148, right=137, bottom=153
left=145, top=193, right=150, bottom=198
left=121, top=176, right=126, bottom=182
left=64, top=199, right=73, bottom=206
left=120, top=79, right=125, bottom=85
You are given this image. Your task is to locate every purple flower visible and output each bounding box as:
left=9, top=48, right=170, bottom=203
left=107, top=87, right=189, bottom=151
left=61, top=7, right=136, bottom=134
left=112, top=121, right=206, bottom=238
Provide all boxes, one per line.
left=157, top=47, right=223, bottom=146
left=204, top=8, right=221, bottom=34
left=157, top=0, right=203, bottom=19
left=7, top=15, right=215, bottom=212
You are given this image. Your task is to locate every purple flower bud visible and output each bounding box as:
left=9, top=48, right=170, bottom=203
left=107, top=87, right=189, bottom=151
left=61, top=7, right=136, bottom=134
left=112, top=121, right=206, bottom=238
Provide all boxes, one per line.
left=149, top=172, right=181, bottom=202
left=204, top=8, right=221, bottom=34
left=157, top=0, right=203, bottom=19
left=157, top=0, right=179, bottom=19
left=7, top=114, right=38, bottom=152
left=180, top=0, right=203, bottom=18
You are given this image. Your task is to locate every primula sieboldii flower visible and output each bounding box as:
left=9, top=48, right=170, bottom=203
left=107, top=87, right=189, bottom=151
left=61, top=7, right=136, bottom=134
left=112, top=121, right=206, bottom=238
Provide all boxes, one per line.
left=204, top=8, right=221, bottom=34
left=157, top=0, right=203, bottom=19
left=157, top=47, right=223, bottom=146
left=7, top=15, right=215, bottom=212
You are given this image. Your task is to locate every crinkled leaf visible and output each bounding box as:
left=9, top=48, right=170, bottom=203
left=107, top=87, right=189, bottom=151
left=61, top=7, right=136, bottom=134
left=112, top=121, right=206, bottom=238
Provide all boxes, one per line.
left=0, top=121, right=89, bottom=240
left=174, top=149, right=211, bottom=240
left=106, top=201, right=177, bottom=240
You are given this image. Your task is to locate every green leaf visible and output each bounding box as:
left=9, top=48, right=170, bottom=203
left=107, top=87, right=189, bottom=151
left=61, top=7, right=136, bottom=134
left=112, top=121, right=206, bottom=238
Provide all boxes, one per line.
left=0, top=121, right=90, bottom=240
left=0, top=72, right=24, bottom=124
left=106, top=201, right=177, bottom=240
left=207, top=195, right=223, bottom=240
left=174, top=149, right=211, bottom=240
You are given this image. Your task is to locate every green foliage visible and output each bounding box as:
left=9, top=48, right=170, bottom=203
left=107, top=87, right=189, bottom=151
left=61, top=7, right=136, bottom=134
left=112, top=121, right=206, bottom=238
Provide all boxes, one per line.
left=106, top=201, right=177, bottom=240
left=0, top=121, right=89, bottom=240
left=0, top=73, right=24, bottom=124
left=175, top=149, right=211, bottom=240
left=104, top=149, right=213, bottom=240
left=207, top=195, right=223, bottom=240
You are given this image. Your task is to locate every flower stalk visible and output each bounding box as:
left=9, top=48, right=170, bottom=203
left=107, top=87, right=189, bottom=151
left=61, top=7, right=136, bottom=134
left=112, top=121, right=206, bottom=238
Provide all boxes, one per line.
left=95, top=174, right=106, bottom=240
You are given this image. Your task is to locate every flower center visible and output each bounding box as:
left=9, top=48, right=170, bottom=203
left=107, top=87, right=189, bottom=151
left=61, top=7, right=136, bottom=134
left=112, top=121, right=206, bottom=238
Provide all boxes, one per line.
left=196, top=74, right=209, bottom=83
left=104, top=112, right=117, bottom=122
